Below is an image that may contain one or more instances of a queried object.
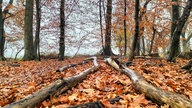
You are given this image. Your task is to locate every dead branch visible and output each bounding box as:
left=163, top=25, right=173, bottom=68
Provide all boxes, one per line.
left=56, top=58, right=92, bottom=72
left=3, top=57, right=100, bottom=108
left=106, top=58, right=192, bottom=108
left=181, top=60, right=192, bottom=70
left=68, top=96, right=122, bottom=108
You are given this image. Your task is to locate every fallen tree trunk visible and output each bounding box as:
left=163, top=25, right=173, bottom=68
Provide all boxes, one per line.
left=3, top=57, right=100, bottom=108
left=106, top=58, right=192, bottom=108
left=69, top=96, right=122, bottom=108
left=56, top=58, right=92, bottom=72
left=181, top=60, right=192, bottom=70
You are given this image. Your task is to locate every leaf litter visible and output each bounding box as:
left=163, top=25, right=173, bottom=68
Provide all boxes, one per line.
left=0, top=57, right=191, bottom=107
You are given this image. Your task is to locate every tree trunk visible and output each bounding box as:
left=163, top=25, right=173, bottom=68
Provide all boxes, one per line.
left=140, top=0, right=151, bottom=55
left=0, top=0, right=4, bottom=60
left=135, top=37, right=140, bottom=56
left=123, top=0, right=127, bottom=56
left=58, top=0, right=65, bottom=61
left=168, top=0, right=192, bottom=62
left=99, top=0, right=104, bottom=56
left=149, top=26, right=156, bottom=55
left=0, top=0, right=14, bottom=60
left=181, top=17, right=191, bottom=52
left=3, top=57, right=100, bottom=108
left=34, top=0, right=41, bottom=61
left=23, top=0, right=35, bottom=60
left=106, top=58, right=192, bottom=108
left=182, top=33, right=192, bottom=52
left=170, top=0, right=179, bottom=38
left=15, top=47, right=24, bottom=60
left=104, top=0, right=112, bottom=56
left=129, top=0, right=140, bottom=61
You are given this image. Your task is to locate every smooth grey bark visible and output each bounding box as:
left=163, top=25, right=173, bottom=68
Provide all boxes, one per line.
left=34, top=0, right=41, bottom=61
left=168, top=0, right=192, bottom=62
left=58, top=0, right=65, bottom=61
left=123, top=0, right=127, bottom=56
left=129, top=0, right=140, bottom=61
left=104, top=0, right=112, bottom=56
left=23, top=0, right=35, bottom=60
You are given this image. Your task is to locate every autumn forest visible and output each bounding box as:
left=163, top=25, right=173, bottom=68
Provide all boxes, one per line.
left=0, top=0, right=192, bottom=107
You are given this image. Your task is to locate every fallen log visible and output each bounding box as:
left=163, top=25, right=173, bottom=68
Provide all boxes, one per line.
left=3, top=57, right=100, bottom=108
left=181, top=60, right=192, bottom=70
left=106, top=58, right=192, bottom=108
left=56, top=58, right=92, bottom=72
left=68, top=96, right=122, bottom=108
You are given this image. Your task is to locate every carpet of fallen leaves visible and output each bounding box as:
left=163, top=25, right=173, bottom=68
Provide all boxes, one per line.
left=0, top=56, right=192, bottom=108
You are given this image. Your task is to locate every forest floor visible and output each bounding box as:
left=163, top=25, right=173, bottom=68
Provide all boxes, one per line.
left=0, top=56, right=192, bottom=107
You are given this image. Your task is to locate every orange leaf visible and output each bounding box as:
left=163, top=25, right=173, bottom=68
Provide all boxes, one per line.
left=130, top=94, right=149, bottom=107
left=42, top=100, right=50, bottom=107
left=58, top=96, right=69, bottom=103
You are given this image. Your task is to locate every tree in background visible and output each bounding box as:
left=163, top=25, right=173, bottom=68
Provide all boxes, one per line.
left=113, top=0, right=134, bottom=56
left=139, top=0, right=151, bottom=55
left=181, top=17, right=192, bottom=52
left=123, top=0, right=127, bottom=56
left=167, top=0, right=192, bottom=62
left=34, top=0, right=41, bottom=61
left=104, top=0, right=112, bottom=56
left=99, top=0, right=104, bottom=54
left=58, top=0, right=65, bottom=60
left=23, top=0, right=35, bottom=60
left=0, top=0, right=14, bottom=60
left=129, top=0, right=140, bottom=61
left=0, top=0, right=4, bottom=60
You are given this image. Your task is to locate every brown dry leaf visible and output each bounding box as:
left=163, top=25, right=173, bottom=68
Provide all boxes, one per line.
left=1, top=57, right=192, bottom=107
left=119, top=99, right=129, bottom=105
left=129, top=94, right=149, bottom=107
left=101, top=100, right=117, bottom=107
left=82, top=88, right=95, bottom=95
left=58, top=96, right=68, bottom=103
left=95, top=79, right=103, bottom=89
left=42, top=100, right=51, bottom=107
left=53, top=104, right=70, bottom=108
left=51, top=98, right=59, bottom=105
left=68, top=93, right=78, bottom=101
left=124, top=94, right=137, bottom=102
